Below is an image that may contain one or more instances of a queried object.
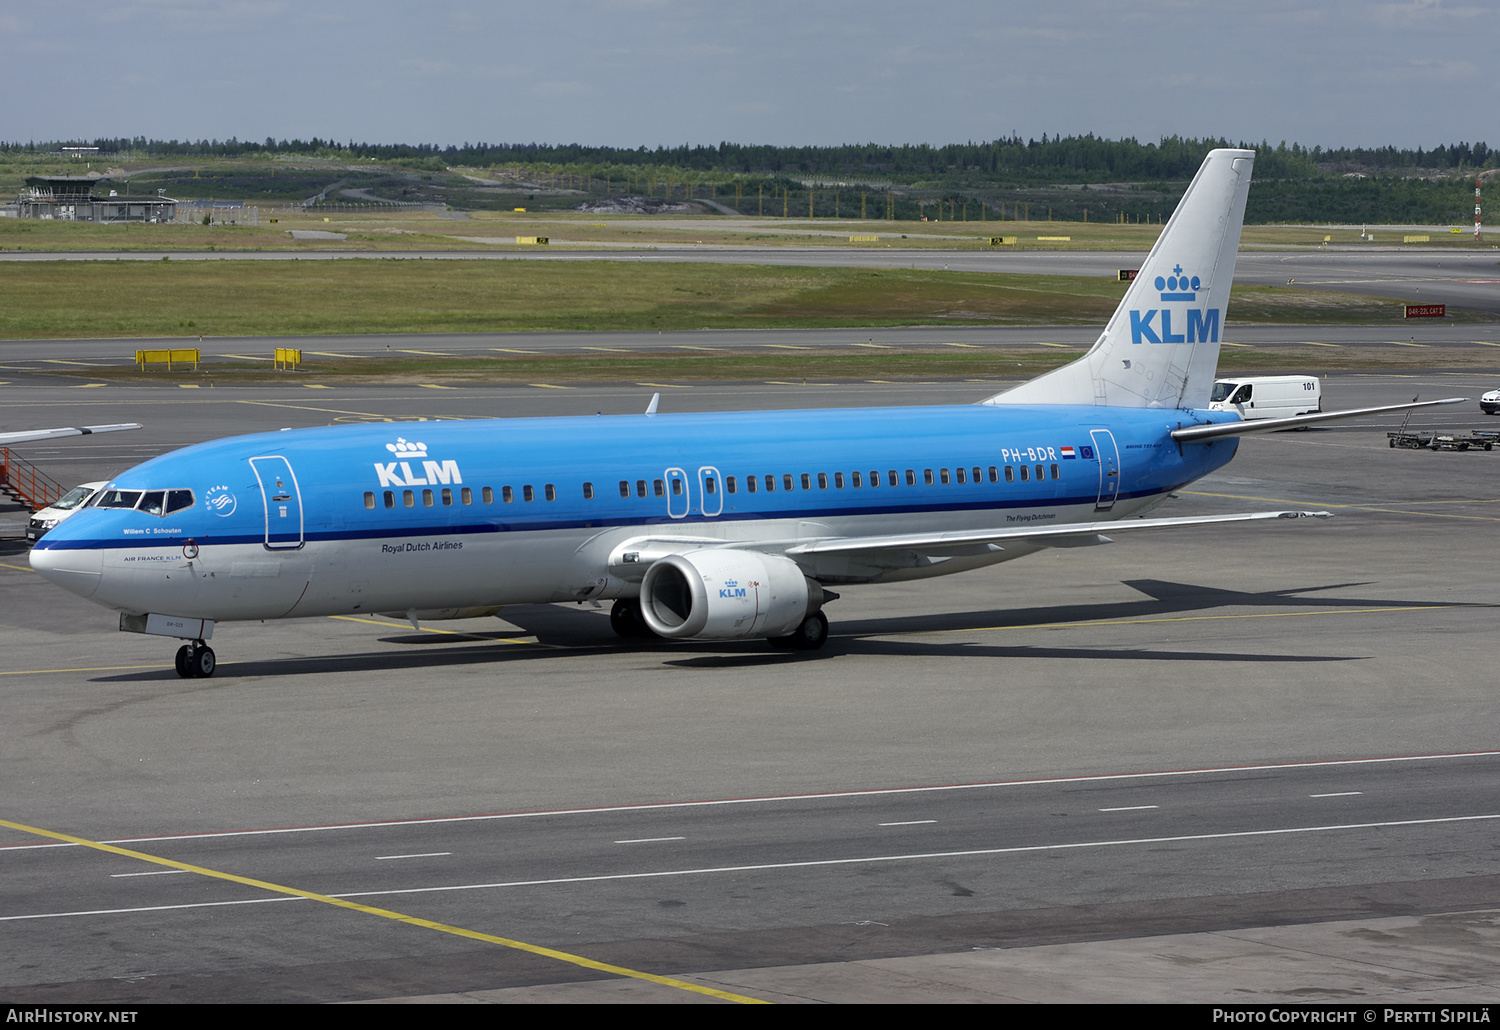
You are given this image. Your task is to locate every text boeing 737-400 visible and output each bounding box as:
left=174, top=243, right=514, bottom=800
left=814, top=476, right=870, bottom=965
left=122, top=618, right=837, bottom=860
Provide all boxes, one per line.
left=28, top=150, right=1461, bottom=678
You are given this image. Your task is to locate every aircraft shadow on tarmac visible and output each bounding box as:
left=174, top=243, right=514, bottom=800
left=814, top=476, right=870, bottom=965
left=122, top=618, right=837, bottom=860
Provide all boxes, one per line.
left=81, top=576, right=1476, bottom=681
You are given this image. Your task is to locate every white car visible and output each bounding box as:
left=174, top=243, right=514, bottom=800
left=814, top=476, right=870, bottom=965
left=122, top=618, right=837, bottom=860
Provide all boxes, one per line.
left=26, top=481, right=105, bottom=543
left=1481, top=390, right=1500, bottom=416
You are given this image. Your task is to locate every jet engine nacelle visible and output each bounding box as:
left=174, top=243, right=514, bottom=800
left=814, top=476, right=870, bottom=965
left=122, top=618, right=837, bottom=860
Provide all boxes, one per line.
left=639, top=549, right=813, bottom=640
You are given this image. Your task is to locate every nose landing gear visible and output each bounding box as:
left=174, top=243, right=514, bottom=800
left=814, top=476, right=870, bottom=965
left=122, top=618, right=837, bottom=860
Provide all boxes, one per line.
left=174, top=640, right=216, bottom=678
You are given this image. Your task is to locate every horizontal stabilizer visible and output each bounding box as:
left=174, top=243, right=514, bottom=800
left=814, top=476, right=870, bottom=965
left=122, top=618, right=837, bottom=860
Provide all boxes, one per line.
left=0, top=423, right=142, bottom=446
left=1172, top=398, right=1466, bottom=442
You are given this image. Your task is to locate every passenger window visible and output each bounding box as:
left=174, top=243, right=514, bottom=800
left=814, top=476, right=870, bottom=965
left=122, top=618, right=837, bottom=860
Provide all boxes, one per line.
left=384, top=490, right=395, bottom=509
left=940, top=469, right=950, bottom=485
left=852, top=471, right=862, bottom=488
left=906, top=469, right=916, bottom=486
left=705, top=477, right=716, bottom=495
left=764, top=475, right=775, bottom=492
left=483, top=486, right=494, bottom=504
left=619, top=480, right=630, bottom=498
left=637, top=480, right=648, bottom=498
left=1051, top=464, right=1059, bottom=480
left=583, top=482, right=594, bottom=500
left=654, top=479, right=665, bottom=497
left=747, top=475, right=757, bottom=493
left=869, top=470, right=879, bottom=488
left=972, top=467, right=982, bottom=483
left=1019, top=466, right=1029, bottom=482
left=726, top=476, right=736, bottom=494
left=404, top=490, right=415, bottom=507
left=800, top=473, right=810, bottom=490
left=364, top=492, right=376, bottom=510
left=523, top=485, right=534, bottom=502
left=422, top=489, right=434, bottom=507
left=955, top=468, right=966, bottom=485
left=502, top=486, right=513, bottom=503
left=834, top=472, right=845, bottom=489
left=818, top=473, right=828, bottom=489
left=671, top=479, right=682, bottom=496
left=462, top=487, right=472, bottom=505
left=166, top=489, right=194, bottom=514
left=545, top=484, right=556, bottom=502
left=1005, top=466, right=1014, bottom=483
left=889, top=470, right=898, bottom=486
left=442, top=488, right=453, bottom=506
left=924, top=469, right=934, bottom=486
left=1036, top=465, right=1044, bottom=481
left=989, top=466, right=999, bottom=483
left=783, top=474, right=794, bottom=492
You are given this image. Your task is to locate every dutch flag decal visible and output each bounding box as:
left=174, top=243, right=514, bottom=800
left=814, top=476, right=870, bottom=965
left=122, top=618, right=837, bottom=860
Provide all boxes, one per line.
left=1060, top=446, right=1077, bottom=459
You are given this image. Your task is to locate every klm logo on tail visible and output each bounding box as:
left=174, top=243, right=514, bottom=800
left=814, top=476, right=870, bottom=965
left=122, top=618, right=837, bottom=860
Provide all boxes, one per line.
left=1129, top=264, right=1219, bottom=344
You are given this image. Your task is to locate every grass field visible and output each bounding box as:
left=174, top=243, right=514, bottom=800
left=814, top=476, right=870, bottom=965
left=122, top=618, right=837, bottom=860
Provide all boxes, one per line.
left=0, top=260, right=1467, bottom=342
left=4, top=206, right=1496, bottom=254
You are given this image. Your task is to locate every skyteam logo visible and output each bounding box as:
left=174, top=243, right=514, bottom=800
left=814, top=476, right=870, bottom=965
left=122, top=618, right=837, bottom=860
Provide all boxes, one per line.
left=374, top=437, right=463, bottom=489
left=204, top=484, right=237, bottom=517
left=1130, top=262, right=1219, bottom=345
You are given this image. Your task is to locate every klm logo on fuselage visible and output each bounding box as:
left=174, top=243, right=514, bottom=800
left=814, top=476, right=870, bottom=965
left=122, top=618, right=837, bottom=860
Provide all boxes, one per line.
left=373, top=437, right=463, bottom=488
left=1129, top=263, right=1219, bottom=345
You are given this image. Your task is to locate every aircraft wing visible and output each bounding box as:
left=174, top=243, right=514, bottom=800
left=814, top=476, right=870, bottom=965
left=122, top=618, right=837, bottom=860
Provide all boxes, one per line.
left=1172, top=398, right=1465, bottom=442
left=0, top=423, right=142, bottom=446
left=785, top=510, right=1331, bottom=564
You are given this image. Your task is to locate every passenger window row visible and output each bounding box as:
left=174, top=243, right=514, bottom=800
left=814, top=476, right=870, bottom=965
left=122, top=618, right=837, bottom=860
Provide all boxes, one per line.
left=362, top=463, right=1063, bottom=511
left=725, top=464, right=1059, bottom=493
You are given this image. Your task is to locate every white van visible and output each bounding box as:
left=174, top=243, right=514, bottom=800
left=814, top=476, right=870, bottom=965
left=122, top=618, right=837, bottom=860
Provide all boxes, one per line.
left=1208, top=376, right=1321, bottom=421
left=26, top=481, right=105, bottom=543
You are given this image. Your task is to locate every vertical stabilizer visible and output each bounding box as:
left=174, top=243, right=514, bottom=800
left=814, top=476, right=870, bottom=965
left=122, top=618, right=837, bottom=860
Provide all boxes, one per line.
left=984, top=148, right=1254, bottom=409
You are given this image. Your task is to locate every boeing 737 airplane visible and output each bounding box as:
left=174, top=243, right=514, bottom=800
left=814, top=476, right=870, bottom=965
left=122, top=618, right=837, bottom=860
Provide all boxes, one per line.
left=29, top=150, right=1460, bottom=678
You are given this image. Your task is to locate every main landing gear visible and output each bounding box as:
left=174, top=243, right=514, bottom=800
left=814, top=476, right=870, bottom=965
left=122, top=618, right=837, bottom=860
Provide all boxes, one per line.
left=609, top=598, right=653, bottom=639
left=174, top=640, right=216, bottom=679
left=769, top=610, right=829, bottom=651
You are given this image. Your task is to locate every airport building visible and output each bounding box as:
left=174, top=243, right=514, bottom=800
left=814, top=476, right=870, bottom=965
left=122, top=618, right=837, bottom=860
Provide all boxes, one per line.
left=12, top=176, right=177, bottom=223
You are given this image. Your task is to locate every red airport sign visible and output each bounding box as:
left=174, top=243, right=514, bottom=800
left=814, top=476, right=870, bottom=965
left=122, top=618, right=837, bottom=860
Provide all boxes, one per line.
left=1404, top=304, right=1446, bottom=319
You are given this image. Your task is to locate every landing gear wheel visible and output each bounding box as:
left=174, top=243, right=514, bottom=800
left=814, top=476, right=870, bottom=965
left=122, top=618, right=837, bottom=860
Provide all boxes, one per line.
left=610, top=598, right=649, bottom=639
left=770, top=610, right=829, bottom=651
left=191, top=644, right=216, bottom=678
left=175, top=645, right=192, bottom=679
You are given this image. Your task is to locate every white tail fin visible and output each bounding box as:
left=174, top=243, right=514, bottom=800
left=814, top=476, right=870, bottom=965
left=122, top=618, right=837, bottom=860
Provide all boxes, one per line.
left=984, top=148, right=1254, bottom=410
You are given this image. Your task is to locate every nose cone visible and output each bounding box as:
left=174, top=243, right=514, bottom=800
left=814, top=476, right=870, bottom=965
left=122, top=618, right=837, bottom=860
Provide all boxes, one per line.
left=29, top=540, right=103, bottom=599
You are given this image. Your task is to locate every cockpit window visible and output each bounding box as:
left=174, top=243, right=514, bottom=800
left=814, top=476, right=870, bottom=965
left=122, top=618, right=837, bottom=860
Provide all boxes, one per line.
left=88, top=488, right=195, bottom=515
left=95, top=489, right=143, bottom=509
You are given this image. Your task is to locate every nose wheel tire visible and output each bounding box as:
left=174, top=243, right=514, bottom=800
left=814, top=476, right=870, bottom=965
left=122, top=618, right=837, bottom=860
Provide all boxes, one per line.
left=175, top=641, right=217, bottom=679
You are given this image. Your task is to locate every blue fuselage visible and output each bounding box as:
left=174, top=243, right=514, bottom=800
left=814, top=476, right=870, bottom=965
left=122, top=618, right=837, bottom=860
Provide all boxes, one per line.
left=31, top=403, right=1240, bottom=621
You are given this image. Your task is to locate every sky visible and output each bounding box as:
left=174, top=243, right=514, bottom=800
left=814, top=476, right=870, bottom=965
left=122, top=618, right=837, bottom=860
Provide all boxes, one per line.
left=3, top=1, right=1496, bottom=152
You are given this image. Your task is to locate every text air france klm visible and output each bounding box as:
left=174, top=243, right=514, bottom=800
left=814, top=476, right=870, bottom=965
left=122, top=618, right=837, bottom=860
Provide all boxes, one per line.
left=1130, top=264, right=1220, bottom=345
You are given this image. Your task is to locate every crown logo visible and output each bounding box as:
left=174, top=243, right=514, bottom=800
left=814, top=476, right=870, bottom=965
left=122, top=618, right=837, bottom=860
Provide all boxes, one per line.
left=1154, top=264, right=1200, bottom=301
left=385, top=437, right=428, bottom=459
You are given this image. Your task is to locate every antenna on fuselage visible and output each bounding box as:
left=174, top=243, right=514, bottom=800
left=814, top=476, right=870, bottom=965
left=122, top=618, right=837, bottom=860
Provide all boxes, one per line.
left=644, top=392, right=660, bottom=416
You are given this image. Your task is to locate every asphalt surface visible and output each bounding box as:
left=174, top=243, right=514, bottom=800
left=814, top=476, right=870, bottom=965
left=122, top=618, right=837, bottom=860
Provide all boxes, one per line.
left=2, top=368, right=1499, bottom=1003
